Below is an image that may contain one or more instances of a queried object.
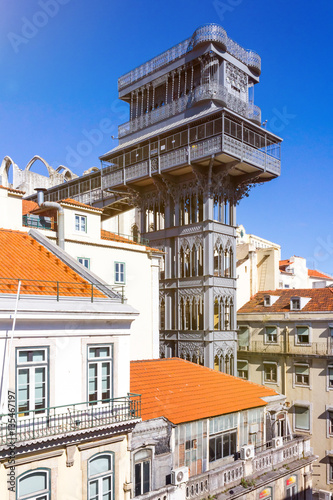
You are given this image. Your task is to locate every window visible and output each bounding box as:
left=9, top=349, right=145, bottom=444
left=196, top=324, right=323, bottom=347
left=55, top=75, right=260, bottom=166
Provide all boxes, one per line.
left=88, top=345, right=113, bottom=404
left=238, top=326, right=249, bottom=350
left=295, top=364, right=309, bottom=386
left=134, top=449, right=151, bottom=496
left=88, top=453, right=114, bottom=500
left=285, top=475, right=297, bottom=499
left=237, top=360, right=248, bottom=380
left=294, top=405, right=310, bottom=431
left=264, top=295, right=271, bottom=307
left=265, top=326, right=277, bottom=343
left=264, top=362, right=277, bottom=383
left=75, top=214, right=87, bottom=232
left=296, top=326, right=309, bottom=344
left=17, top=469, right=50, bottom=500
left=329, top=457, right=333, bottom=482
left=328, top=411, right=333, bottom=436
left=291, top=298, right=300, bottom=310
left=209, top=430, right=237, bottom=462
left=114, top=262, right=125, bottom=284
left=259, top=486, right=272, bottom=500
left=16, top=348, right=48, bottom=415
left=78, top=257, right=90, bottom=269
left=328, top=366, right=333, bottom=389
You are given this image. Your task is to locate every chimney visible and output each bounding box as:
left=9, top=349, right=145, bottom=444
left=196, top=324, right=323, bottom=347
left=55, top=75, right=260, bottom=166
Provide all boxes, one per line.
left=35, top=188, right=65, bottom=250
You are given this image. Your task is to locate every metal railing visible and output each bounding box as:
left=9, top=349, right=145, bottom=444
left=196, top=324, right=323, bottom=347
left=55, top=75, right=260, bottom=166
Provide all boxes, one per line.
left=22, top=215, right=55, bottom=230
left=118, top=82, right=261, bottom=138
left=241, top=340, right=331, bottom=356
left=0, top=394, right=141, bottom=446
left=0, top=278, right=125, bottom=302
left=183, top=435, right=310, bottom=500
left=118, top=23, right=261, bottom=90
left=101, top=230, right=150, bottom=246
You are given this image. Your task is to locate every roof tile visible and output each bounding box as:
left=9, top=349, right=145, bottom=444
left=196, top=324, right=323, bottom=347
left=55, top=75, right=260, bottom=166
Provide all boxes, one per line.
left=0, top=228, right=104, bottom=298
left=130, top=358, right=277, bottom=424
left=238, top=288, right=333, bottom=313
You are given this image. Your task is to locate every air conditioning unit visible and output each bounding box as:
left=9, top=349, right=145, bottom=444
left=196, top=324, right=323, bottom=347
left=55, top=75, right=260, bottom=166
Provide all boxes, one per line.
left=272, top=437, right=283, bottom=449
left=171, top=466, right=189, bottom=485
left=240, top=444, right=255, bottom=460
left=319, top=490, right=332, bottom=500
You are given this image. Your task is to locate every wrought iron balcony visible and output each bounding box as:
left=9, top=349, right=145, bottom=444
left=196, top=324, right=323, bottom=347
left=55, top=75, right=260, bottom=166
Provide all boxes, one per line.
left=118, top=23, right=261, bottom=91
left=0, top=394, right=141, bottom=446
left=118, top=82, right=261, bottom=138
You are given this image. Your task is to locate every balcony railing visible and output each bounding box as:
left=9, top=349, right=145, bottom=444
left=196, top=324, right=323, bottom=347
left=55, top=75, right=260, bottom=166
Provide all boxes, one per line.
left=118, top=82, right=261, bottom=138
left=238, top=340, right=332, bottom=356
left=134, top=436, right=312, bottom=500
left=22, top=214, right=55, bottom=230
left=0, top=394, right=141, bottom=446
left=118, top=23, right=261, bottom=90
left=0, top=277, right=125, bottom=302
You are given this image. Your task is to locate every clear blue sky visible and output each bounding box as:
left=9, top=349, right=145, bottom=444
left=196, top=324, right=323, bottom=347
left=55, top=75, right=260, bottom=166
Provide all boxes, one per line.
left=1, top=0, right=333, bottom=272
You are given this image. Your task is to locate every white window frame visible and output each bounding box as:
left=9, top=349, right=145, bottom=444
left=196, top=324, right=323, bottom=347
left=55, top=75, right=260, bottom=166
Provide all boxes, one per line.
left=265, top=325, right=278, bottom=344
left=293, top=402, right=312, bottom=433
left=133, top=448, right=152, bottom=497
left=114, top=262, right=125, bottom=284
left=327, top=365, right=333, bottom=391
left=87, top=345, right=113, bottom=404
left=294, top=363, right=310, bottom=388
left=88, top=453, right=114, bottom=500
left=295, top=325, right=311, bottom=346
left=237, top=359, right=248, bottom=380
left=263, top=361, right=278, bottom=384
left=78, top=257, right=90, bottom=269
left=209, top=428, right=237, bottom=463
left=326, top=407, right=333, bottom=438
left=17, top=469, right=50, bottom=500
left=75, top=214, right=87, bottom=233
left=290, top=297, right=301, bottom=310
left=16, top=347, right=48, bottom=416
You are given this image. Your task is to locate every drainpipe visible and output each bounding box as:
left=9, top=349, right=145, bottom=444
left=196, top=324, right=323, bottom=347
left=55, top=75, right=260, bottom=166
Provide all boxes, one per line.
left=35, top=188, right=65, bottom=250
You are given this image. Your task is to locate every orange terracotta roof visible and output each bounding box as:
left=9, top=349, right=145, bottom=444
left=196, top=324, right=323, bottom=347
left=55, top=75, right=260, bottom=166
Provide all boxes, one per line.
left=101, top=229, right=161, bottom=253
left=130, top=358, right=277, bottom=424
left=60, top=198, right=103, bottom=212
left=0, top=229, right=104, bottom=298
left=238, top=288, right=333, bottom=313
left=308, top=269, right=333, bottom=280
left=22, top=200, right=39, bottom=215
left=279, top=259, right=291, bottom=270
left=0, top=185, right=25, bottom=195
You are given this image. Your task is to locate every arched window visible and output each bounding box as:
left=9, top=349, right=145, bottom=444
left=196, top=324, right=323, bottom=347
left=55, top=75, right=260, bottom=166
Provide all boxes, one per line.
left=134, top=449, right=152, bottom=496
left=17, top=469, right=50, bottom=500
left=88, top=453, right=114, bottom=500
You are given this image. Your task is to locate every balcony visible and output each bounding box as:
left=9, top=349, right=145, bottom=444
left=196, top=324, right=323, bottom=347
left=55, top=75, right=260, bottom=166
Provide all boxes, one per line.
left=0, top=394, right=141, bottom=447
left=0, top=277, right=125, bottom=303
left=22, top=214, right=55, bottom=230
left=238, top=340, right=332, bottom=356
left=134, top=435, right=314, bottom=500
left=118, top=23, right=261, bottom=91
left=103, top=114, right=280, bottom=193
left=118, top=82, right=261, bottom=139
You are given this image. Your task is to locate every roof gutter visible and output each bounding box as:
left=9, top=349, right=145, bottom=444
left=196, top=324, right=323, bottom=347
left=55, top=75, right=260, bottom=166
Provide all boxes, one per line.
left=35, top=188, right=65, bottom=250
